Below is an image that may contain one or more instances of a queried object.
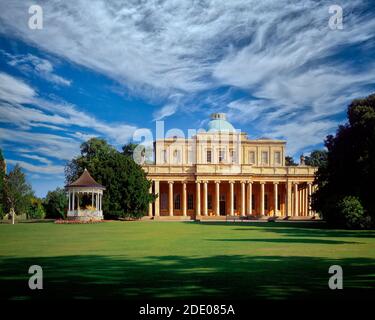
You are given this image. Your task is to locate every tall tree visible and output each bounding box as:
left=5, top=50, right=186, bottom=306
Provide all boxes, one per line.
left=43, top=188, right=68, bottom=219
left=66, top=138, right=154, bottom=218
left=0, top=148, right=5, bottom=218
left=4, top=164, right=34, bottom=224
left=304, top=150, right=328, bottom=167
left=313, top=93, right=375, bottom=227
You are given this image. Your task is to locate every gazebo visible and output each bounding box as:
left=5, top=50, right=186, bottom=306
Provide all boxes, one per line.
left=65, top=169, right=106, bottom=221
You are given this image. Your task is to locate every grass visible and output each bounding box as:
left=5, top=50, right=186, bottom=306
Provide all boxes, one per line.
left=0, top=221, right=374, bottom=300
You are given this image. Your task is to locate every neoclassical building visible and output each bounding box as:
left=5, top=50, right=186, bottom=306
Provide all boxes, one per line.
left=143, top=113, right=317, bottom=220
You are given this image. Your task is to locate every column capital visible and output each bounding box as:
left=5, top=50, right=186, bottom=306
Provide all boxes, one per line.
left=181, top=181, right=187, bottom=185
left=273, top=181, right=279, bottom=185
left=228, top=180, right=235, bottom=184
left=307, top=181, right=313, bottom=185
left=240, top=180, right=246, bottom=184
left=214, top=180, right=221, bottom=184
left=259, top=181, right=266, bottom=185
left=168, top=181, right=174, bottom=185
left=293, top=181, right=299, bottom=186
left=246, top=180, right=253, bottom=184
left=195, top=180, right=201, bottom=184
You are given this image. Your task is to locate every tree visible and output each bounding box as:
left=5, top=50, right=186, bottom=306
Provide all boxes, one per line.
left=0, top=148, right=5, bottom=219
left=43, top=188, right=68, bottom=219
left=305, top=150, right=328, bottom=167
left=66, top=138, right=155, bottom=219
left=122, top=143, right=138, bottom=157
left=285, top=156, right=297, bottom=166
left=4, top=164, right=34, bottom=224
left=312, top=93, right=375, bottom=227
left=27, top=197, right=46, bottom=219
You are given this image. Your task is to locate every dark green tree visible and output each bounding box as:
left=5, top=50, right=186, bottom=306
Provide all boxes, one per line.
left=122, top=143, right=138, bottom=157
left=66, top=138, right=155, bottom=219
left=285, top=156, right=297, bottom=166
left=43, top=188, right=68, bottom=219
left=305, top=150, right=328, bottom=167
left=27, top=197, right=46, bottom=219
left=0, top=148, right=5, bottom=218
left=312, top=93, right=375, bottom=227
left=4, top=164, right=34, bottom=223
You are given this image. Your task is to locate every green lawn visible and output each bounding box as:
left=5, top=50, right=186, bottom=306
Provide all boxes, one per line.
left=0, top=221, right=374, bottom=300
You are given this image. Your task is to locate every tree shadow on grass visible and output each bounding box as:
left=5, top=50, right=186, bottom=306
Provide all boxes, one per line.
left=206, top=238, right=362, bottom=245
left=194, top=222, right=375, bottom=239
left=0, top=254, right=374, bottom=300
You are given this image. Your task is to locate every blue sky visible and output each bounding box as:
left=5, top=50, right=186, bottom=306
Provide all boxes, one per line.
left=0, top=0, right=375, bottom=197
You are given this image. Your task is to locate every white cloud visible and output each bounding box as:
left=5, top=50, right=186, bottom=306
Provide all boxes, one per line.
left=0, top=0, right=375, bottom=157
left=1, top=51, right=72, bottom=86
left=7, top=159, right=64, bottom=174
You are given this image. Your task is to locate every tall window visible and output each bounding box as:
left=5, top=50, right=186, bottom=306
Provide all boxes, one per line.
left=161, top=193, right=167, bottom=209
left=252, top=194, right=256, bottom=210
left=206, top=149, right=212, bottom=163
left=162, top=150, right=167, bottom=164
left=174, top=150, right=181, bottom=164
left=188, top=149, right=195, bottom=164
left=265, top=194, right=268, bottom=210
left=234, top=194, right=237, bottom=210
left=274, top=151, right=281, bottom=165
left=208, top=194, right=212, bottom=209
left=188, top=194, right=194, bottom=210
left=230, top=149, right=236, bottom=163
left=218, top=148, right=225, bottom=163
left=249, top=151, right=255, bottom=164
left=174, top=194, right=181, bottom=210
left=261, top=151, right=268, bottom=165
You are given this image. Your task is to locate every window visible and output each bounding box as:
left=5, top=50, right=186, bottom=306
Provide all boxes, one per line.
left=188, top=194, right=194, bottom=210
left=206, top=149, right=212, bottom=163
left=208, top=194, right=212, bottom=209
left=230, top=149, right=236, bottom=163
left=249, top=151, right=255, bottom=164
left=265, top=194, right=268, bottom=210
left=174, top=194, right=181, bottom=210
left=162, top=150, right=167, bottom=164
left=274, top=151, right=281, bottom=165
left=161, top=193, right=167, bottom=209
left=173, top=150, right=181, bottom=164
left=252, top=194, right=256, bottom=210
left=261, top=151, right=268, bottom=165
left=218, top=148, right=225, bottom=163
left=234, top=194, right=237, bottom=210
left=188, top=149, right=195, bottom=164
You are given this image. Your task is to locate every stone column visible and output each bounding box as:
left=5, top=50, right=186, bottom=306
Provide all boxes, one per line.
left=260, top=182, right=265, bottom=216
left=229, top=181, right=234, bottom=216
left=168, top=181, right=174, bottom=216
left=308, top=182, right=312, bottom=216
left=215, top=181, right=220, bottom=216
left=203, top=181, right=208, bottom=216
left=196, top=181, right=201, bottom=217
left=182, top=181, right=187, bottom=216
left=273, top=182, right=278, bottom=216
left=240, top=181, right=246, bottom=216
left=294, top=183, right=299, bottom=216
left=154, top=181, right=160, bottom=216
left=286, top=181, right=292, bottom=217
left=148, top=182, right=153, bottom=217
left=246, top=181, right=252, bottom=215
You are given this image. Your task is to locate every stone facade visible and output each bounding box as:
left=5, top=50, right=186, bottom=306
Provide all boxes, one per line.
left=143, top=114, right=317, bottom=219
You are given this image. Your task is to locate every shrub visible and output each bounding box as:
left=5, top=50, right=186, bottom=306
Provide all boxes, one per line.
left=104, top=210, right=125, bottom=220
left=28, top=198, right=46, bottom=219
left=337, top=196, right=370, bottom=229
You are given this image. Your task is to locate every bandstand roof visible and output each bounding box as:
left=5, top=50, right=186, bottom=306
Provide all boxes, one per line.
left=66, top=169, right=105, bottom=190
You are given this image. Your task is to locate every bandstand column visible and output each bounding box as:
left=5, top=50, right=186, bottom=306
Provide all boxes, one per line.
left=229, top=181, right=234, bottom=216
left=68, top=191, right=71, bottom=211
left=273, top=182, right=278, bottom=216
left=260, top=182, right=265, bottom=216
left=240, top=181, right=245, bottom=216
left=91, top=190, right=94, bottom=207
left=247, top=181, right=253, bottom=215
left=294, top=183, right=299, bottom=216
left=215, top=181, right=220, bottom=216
left=72, top=190, right=75, bottom=212
left=196, top=181, right=201, bottom=216
left=203, top=181, right=208, bottom=216
left=168, top=181, right=174, bottom=216
left=154, top=181, right=160, bottom=217
left=182, top=181, right=187, bottom=216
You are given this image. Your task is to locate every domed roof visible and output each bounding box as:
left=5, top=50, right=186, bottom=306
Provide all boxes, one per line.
left=207, top=113, right=235, bottom=132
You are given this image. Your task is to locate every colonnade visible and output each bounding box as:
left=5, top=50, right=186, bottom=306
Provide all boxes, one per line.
left=148, top=180, right=315, bottom=218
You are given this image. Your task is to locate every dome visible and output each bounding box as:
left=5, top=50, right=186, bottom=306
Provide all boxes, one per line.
left=207, top=113, right=235, bottom=132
